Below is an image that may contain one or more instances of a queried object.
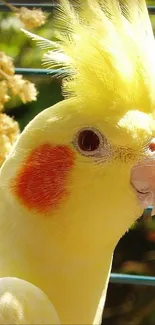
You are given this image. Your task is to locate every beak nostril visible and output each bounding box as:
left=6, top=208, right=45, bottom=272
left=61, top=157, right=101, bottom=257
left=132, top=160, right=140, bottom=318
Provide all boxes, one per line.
left=149, top=141, right=155, bottom=152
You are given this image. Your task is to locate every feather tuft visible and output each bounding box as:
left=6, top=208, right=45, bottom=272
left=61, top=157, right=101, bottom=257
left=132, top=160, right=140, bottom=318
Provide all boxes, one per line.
left=23, top=1, right=155, bottom=113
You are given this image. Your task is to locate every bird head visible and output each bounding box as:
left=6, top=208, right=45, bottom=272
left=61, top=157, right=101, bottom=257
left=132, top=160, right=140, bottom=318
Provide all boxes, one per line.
left=2, top=0, right=155, bottom=254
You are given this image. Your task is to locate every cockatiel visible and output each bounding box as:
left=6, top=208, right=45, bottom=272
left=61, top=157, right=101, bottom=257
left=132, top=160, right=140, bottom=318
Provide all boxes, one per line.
left=0, top=0, right=155, bottom=324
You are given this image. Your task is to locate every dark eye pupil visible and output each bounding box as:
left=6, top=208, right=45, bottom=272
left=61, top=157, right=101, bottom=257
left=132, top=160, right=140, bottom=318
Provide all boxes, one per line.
left=78, top=130, right=100, bottom=151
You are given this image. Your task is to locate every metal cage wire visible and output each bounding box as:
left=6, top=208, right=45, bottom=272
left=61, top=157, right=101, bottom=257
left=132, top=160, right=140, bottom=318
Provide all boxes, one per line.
left=1, top=1, right=155, bottom=287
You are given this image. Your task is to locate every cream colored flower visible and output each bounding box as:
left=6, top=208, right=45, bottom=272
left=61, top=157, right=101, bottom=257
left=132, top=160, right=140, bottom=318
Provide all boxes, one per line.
left=8, top=75, right=25, bottom=95
left=0, top=52, right=15, bottom=76
left=19, top=80, right=38, bottom=103
left=8, top=75, right=38, bottom=103
left=0, top=113, right=20, bottom=166
left=17, top=7, right=46, bottom=29
left=0, top=81, right=10, bottom=111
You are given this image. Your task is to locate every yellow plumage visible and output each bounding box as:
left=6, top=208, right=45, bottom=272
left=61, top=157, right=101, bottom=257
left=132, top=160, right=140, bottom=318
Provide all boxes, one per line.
left=0, top=1, right=154, bottom=324
left=42, top=0, right=155, bottom=111
left=0, top=278, right=60, bottom=324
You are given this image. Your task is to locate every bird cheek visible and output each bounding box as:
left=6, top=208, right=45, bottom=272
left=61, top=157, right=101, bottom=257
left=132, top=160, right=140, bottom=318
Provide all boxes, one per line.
left=11, top=144, right=75, bottom=214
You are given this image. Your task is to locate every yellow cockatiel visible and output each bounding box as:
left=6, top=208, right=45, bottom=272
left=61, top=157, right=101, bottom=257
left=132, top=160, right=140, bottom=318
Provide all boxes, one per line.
left=0, top=0, right=155, bottom=324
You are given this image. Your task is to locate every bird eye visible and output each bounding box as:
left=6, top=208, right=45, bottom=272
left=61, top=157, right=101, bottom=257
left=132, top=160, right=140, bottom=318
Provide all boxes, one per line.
left=74, top=127, right=104, bottom=156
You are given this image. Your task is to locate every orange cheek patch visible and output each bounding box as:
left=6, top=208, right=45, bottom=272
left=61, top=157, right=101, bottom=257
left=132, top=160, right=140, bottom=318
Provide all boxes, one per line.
left=11, top=144, right=75, bottom=214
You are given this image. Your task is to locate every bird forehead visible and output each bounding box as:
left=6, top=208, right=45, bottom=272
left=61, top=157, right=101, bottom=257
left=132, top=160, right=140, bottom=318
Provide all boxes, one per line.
left=118, top=110, right=154, bottom=135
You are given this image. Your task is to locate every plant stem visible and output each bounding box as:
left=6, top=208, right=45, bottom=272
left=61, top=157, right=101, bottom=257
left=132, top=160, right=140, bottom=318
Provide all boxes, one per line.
left=0, top=0, right=19, bottom=12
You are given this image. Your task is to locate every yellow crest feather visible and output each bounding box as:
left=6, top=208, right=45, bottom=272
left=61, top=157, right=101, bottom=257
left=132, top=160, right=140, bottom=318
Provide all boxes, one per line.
left=24, top=1, right=155, bottom=114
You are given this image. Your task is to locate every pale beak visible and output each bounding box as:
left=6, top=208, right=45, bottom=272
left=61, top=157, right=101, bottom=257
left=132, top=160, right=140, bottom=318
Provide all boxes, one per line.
left=131, top=163, right=155, bottom=215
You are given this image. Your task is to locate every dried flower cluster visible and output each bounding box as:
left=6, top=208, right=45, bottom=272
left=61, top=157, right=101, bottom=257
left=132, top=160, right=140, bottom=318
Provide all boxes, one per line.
left=0, top=52, right=38, bottom=166
left=8, top=75, right=38, bottom=104
left=0, top=51, right=38, bottom=110
left=1, top=0, right=46, bottom=29
left=17, top=7, right=46, bottom=29
left=0, top=113, right=20, bottom=166
left=0, top=80, right=10, bottom=111
left=0, top=2, right=44, bottom=166
left=0, top=51, right=14, bottom=76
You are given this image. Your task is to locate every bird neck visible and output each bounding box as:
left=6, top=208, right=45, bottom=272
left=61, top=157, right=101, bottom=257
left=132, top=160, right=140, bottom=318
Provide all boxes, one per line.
left=32, top=235, right=113, bottom=325
left=0, top=202, right=113, bottom=325
left=55, top=250, right=113, bottom=325
left=0, top=182, right=115, bottom=325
